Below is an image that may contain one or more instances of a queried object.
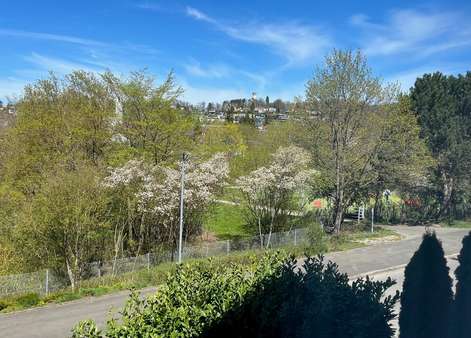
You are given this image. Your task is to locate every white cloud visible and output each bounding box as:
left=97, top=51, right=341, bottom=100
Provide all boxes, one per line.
left=183, top=60, right=231, bottom=78
left=0, top=28, right=159, bottom=55
left=186, top=6, right=215, bottom=23
left=0, top=28, right=108, bottom=47
left=185, top=6, right=331, bottom=66
left=351, top=9, right=471, bottom=57
left=24, top=52, right=100, bottom=74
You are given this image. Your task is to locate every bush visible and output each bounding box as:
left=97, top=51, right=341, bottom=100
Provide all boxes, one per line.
left=0, top=299, right=9, bottom=311
left=204, top=256, right=399, bottom=338
left=16, top=293, right=40, bottom=308
left=73, top=252, right=399, bottom=338
left=72, top=252, right=288, bottom=337
left=304, top=222, right=328, bottom=255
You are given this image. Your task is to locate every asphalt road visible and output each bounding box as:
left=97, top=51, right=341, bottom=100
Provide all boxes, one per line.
left=0, top=226, right=468, bottom=338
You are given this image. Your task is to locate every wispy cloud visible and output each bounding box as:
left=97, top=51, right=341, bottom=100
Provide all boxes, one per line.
left=350, top=9, right=471, bottom=57
left=182, top=59, right=268, bottom=90
left=0, top=28, right=108, bottom=47
left=186, top=6, right=215, bottom=24
left=183, top=60, right=231, bottom=78
left=185, top=6, right=331, bottom=66
left=24, top=52, right=100, bottom=74
left=0, top=28, right=159, bottom=55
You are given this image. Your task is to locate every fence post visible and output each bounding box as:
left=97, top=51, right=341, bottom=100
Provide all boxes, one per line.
left=45, top=269, right=49, bottom=296
left=147, top=253, right=150, bottom=271
left=226, top=240, right=230, bottom=254
left=294, top=229, right=297, bottom=246
left=98, top=261, right=101, bottom=278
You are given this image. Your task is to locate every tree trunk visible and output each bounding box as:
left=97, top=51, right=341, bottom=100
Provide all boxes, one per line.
left=66, top=259, right=76, bottom=291
left=334, top=208, right=343, bottom=233
left=438, top=172, right=454, bottom=219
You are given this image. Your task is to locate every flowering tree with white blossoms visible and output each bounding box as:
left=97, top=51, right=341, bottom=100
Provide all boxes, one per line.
left=237, top=146, right=316, bottom=248
left=103, top=153, right=229, bottom=262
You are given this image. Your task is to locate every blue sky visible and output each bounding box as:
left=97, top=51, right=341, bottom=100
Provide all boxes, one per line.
left=1, top=0, right=470, bottom=103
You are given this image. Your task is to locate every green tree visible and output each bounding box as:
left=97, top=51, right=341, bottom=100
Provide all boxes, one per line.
left=104, top=70, right=197, bottom=166
left=368, top=96, right=433, bottom=219
left=198, top=123, right=246, bottom=157
left=399, top=231, right=453, bottom=338
left=14, top=166, right=109, bottom=289
left=0, top=71, right=115, bottom=195
left=305, top=49, right=400, bottom=232
left=453, top=231, right=471, bottom=338
left=410, top=72, right=471, bottom=219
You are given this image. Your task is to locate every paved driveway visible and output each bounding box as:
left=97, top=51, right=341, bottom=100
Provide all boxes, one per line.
left=0, top=226, right=468, bottom=338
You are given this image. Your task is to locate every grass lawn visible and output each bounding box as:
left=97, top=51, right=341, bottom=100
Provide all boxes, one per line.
left=204, top=203, right=249, bottom=240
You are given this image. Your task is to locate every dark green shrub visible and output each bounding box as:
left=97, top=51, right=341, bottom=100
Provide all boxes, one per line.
left=72, top=252, right=288, bottom=337
left=16, top=293, right=41, bottom=308
left=73, top=252, right=399, bottom=338
left=204, top=256, right=399, bottom=338
left=304, top=222, right=328, bottom=255
left=453, top=231, right=471, bottom=338
left=0, top=299, right=9, bottom=311
left=399, top=231, right=453, bottom=338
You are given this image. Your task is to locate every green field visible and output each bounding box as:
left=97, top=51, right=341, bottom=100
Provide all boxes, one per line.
left=203, top=203, right=248, bottom=240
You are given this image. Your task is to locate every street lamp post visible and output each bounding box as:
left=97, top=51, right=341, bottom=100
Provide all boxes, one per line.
left=178, top=153, right=189, bottom=264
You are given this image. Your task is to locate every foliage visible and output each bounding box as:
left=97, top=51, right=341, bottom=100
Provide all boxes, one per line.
left=103, top=70, right=197, bottom=166
left=198, top=123, right=246, bottom=157
left=230, top=121, right=303, bottom=179
left=71, top=251, right=288, bottom=337
left=304, top=221, right=328, bottom=255
left=453, top=231, right=471, bottom=338
left=237, top=146, right=316, bottom=246
left=13, top=166, right=110, bottom=289
left=305, top=50, right=430, bottom=231
left=0, top=71, right=115, bottom=195
left=72, top=252, right=398, bottom=338
left=0, top=70, right=202, bottom=280
left=399, top=231, right=453, bottom=338
left=410, top=72, right=471, bottom=220
left=103, top=153, right=229, bottom=257
left=203, top=255, right=399, bottom=338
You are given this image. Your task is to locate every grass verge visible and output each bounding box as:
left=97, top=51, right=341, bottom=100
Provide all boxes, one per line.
left=441, top=219, right=471, bottom=229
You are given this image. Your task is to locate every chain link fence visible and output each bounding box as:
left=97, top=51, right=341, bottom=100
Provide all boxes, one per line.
left=0, top=228, right=308, bottom=298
